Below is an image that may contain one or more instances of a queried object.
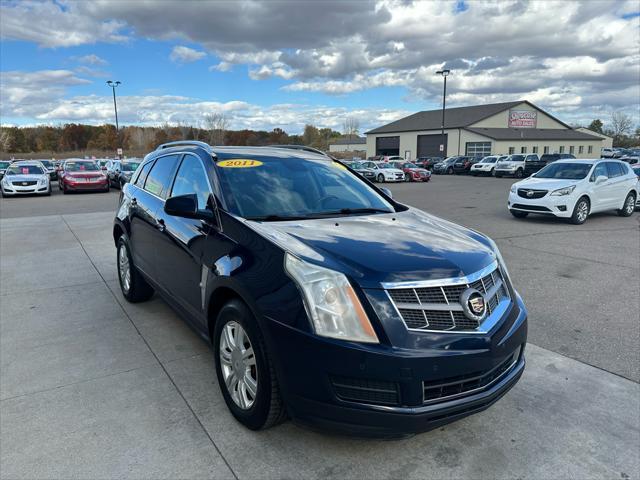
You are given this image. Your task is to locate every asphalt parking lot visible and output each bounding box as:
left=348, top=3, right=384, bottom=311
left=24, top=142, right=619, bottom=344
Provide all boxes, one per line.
left=1, top=176, right=638, bottom=479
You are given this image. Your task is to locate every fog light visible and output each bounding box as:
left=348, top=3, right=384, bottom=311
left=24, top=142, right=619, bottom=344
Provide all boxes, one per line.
left=557, top=205, right=567, bottom=212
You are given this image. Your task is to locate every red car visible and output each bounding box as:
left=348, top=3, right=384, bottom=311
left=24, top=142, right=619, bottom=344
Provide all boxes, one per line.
left=59, top=160, right=110, bottom=193
left=391, top=161, right=432, bottom=182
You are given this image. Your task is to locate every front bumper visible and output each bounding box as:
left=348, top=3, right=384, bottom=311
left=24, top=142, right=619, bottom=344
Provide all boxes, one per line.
left=508, top=191, right=577, bottom=217
left=263, top=294, right=527, bottom=436
left=1, top=183, right=49, bottom=195
left=471, top=165, right=494, bottom=174
left=64, top=179, right=109, bottom=191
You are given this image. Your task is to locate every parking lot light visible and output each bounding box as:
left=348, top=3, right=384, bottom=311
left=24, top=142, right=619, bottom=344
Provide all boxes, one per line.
left=106, top=80, right=121, bottom=131
left=435, top=69, right=450, bottom=156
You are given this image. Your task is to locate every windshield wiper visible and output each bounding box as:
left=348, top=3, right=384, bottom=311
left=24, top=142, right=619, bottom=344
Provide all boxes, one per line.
left=316, top=207, right=393, bottom=216
left=245, top=214, right=312, bottom=222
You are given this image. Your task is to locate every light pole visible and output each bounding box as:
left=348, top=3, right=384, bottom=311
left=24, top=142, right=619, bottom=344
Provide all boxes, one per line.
left=435, top=69, right=450, bottom=156
left=106, top=80, right=121, bottom=131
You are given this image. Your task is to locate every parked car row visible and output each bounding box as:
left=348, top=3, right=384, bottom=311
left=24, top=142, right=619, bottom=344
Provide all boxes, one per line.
left=601, top=147, right=640, bottom=162
left=343, top=160, right=431, bottom=183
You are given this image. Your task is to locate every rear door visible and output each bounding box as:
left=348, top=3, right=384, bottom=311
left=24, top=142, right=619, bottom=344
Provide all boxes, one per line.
left=589, top=162, right=611, bottom=212
left=128, top=154, right=180, bottom=278
left=605, top=162, right=630, bottom=208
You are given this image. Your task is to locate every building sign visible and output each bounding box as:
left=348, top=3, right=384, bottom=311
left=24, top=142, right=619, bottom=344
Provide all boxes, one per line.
left=509, top=110, right=537, bottom=128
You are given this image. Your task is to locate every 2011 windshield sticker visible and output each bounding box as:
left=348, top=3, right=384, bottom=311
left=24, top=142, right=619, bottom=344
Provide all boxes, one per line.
left=218, top=159, right=263, bottom=168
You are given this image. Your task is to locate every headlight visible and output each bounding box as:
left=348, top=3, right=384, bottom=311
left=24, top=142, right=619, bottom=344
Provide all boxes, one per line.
left=487, top=237, right=515, bottom=291
left=284, top=253, right=379, bottom=343
left=550, top=185, right=576, bottom=196
left=510, top=185, right=517, bottom=193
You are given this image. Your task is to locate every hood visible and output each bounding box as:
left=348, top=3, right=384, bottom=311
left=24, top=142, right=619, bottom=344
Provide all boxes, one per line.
left=248, top=208, right=496, bottom=288
left=4, top=174, right=46, bottom=182
left=381, top=167, right=403, bottom=174
left=515, top=177, right=581, bottom=190
left=65, top=171, right=105, bottom=178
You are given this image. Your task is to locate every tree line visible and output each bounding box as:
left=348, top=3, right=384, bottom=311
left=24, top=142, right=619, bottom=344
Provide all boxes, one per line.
left=0, top=116, right=357, bottom=156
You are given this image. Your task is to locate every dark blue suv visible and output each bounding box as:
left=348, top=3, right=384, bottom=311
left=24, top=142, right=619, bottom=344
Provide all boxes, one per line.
left=113, top=141, right=527, bottom=436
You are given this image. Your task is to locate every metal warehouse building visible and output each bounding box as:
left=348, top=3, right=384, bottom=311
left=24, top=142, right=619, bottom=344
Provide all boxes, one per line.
left=365, top=100, right=607, bottom=160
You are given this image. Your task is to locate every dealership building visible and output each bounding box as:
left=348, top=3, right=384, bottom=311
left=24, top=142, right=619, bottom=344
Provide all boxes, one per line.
left=365, top=100, right=608, bottom=160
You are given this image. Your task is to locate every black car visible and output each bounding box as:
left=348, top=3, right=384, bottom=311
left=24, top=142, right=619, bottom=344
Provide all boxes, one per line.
left=415, top=156, right=443, bottom=171
left=107, top=160, right=142, bottom=188
left=523, top=153, right=575, bottom=176
left=347, top=161, right=376, bottom=181
left=113, top=140, right=527, bottom=436
left=452, top=156, right=480, bottom=175
left=432, top=156, right=463, bottom=174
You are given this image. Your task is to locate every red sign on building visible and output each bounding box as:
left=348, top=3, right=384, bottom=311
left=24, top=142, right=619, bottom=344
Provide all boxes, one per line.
left=508, top=110, right=537, bottom=128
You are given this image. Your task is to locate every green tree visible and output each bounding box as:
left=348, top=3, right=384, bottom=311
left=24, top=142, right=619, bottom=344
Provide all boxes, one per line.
left=587, top=119, right=603, bottom=134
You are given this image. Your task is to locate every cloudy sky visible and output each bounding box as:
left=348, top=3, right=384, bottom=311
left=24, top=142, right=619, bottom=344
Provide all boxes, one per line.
left=1, top=0, right=639, bottom=133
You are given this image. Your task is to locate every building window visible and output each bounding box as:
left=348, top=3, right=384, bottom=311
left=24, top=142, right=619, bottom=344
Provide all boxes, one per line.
left=532, top=146, right=538, bottom=153
left=588, top=145, right=593, bottom=154
left=559, top=146, right=565, bottom=153
left=465, top=142, right=492, bottom=157
left=520, top=146, right=527, bottom=154
left=569, top=146, right=575, bottom=154
left=578, top=145, right=584, bottom=154
left=544, top=146, right=549, bottom=154
left=508, top=147, right=515, bottom=154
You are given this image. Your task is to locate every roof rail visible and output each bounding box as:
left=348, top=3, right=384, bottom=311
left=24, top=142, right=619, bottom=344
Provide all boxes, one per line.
left=156, top=141, right=214, bottom=152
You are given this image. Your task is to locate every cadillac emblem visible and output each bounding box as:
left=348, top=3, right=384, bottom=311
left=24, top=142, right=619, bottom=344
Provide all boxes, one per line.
left=460, top=288, right=487, bottom=322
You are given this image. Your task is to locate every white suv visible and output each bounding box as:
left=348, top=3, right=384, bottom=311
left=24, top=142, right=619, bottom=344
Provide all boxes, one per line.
left=494, top=154, right=532, bottom=178
left=508, top=159, right=637, bottom=224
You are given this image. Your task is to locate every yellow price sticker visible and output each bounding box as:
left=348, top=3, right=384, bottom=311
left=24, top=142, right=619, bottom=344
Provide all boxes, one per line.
left=332, top=162, right=347, bottom=170
left=218, top=159, right=263, bottom=168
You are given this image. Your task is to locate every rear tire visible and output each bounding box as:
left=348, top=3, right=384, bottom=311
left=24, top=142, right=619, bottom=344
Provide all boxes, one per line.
left=510, top=210, right=529, bottom=218
left=447, top=167, right=453, bottom=175
left=404, top=173, right=411, bottom=182
left=117, top=236, right=154, bottom=302
left=377, top=174, right=384, bottom=183
left=214, top=299, right=286, bottom=430
left=515, top=169, right=524, bottom=178
left=617, top=192, right=636, bottom=217
left=570, top=197, right=590, bottom=225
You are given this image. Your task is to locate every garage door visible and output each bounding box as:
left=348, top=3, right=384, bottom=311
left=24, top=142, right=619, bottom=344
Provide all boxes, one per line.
left=417, top=134, right=447, bottom=157
left=375, top=136, right=400, bottom=156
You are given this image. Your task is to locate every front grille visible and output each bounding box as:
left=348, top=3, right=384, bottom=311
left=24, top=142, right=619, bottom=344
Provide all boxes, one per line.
left=331, top=376, right=400, bottom=406
left=517, top=188, right=547, bottom=199
left=13, top=181, right=37, bottom=186
left=386, top=265, right=510, bottom=332
left=511, top=203, right=551, bottom=212
left=423, top=347, right=521, bottom=404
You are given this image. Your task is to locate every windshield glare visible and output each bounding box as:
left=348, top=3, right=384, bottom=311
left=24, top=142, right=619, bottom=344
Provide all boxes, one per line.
left=534, top=162, right=592, bottom=180
left=216, top=157, right=394, bottom=220
left=66, top=162, right=100, bottom=172
left=378, top=163, right=395, bottom=169
left=6, top=165, right=44, bottom=175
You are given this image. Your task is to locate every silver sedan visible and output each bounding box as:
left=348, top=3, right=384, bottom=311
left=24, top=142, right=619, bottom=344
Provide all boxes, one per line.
left=0, top=161, right=51, bottom=197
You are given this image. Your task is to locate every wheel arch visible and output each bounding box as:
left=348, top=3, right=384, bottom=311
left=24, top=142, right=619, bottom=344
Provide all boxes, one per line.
left=206, top=283, right=263, bottom=344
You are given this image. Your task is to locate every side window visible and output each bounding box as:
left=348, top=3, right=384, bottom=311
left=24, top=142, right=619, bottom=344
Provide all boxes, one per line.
left=170, top=155, right=212, bottom=209
left=133, top=161, right=154, bottom=187
left=144, top=154, right=180, bottom=198
left=591, top=163, right=608, bottom=181
left=606, top=162, right=623, bottom=178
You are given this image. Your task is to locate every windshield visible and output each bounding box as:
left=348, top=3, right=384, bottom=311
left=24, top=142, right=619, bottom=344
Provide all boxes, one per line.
left=508, top=155, right=525, bottom=162
left=120, top=163, right=140, bottom=172
left=65, top=161, right=100, bottom=172
left=481, top=157, right=497, bottom=163
left=0, top=161, right=11, bottom=169
left=40, top=161, right=53, bottom=168
left=5, top=165, right=44, bottom=175
left=535, top=162, right=592, bottom=179
left=378, top=163, right=395, bottom=169
left=216, top=157, right=394, bottom=220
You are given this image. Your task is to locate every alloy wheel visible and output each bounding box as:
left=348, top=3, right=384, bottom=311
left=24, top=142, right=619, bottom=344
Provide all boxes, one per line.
left=219, top=321, right=258, bottom=410
left=625, top=195, right=635, bottom=214
left=577, top=201, right=589, bottom=223
left=118, top=245, right=131, bottom=293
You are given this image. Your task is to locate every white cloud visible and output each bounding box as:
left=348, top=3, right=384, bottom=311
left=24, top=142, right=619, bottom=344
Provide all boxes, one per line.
left=169, top=46, right=206, bottom=63
left=74, top=54, right=109, bottom=66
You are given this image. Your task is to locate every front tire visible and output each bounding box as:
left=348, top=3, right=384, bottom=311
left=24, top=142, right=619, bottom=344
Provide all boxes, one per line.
left=377, top=174, right=384, bottom=183
left=404, top=173, right=411, bottom=182
left=447, top=167, right=453, bottom=175
left=510, top=210, right=529, bottom=218
left=117, top=236, right=154, bottom=302
left=515, top=169, right=524, bottom=178
left=618, top=192, right=636, bottom=217
left=570, top=197, right=590, bottom=225
left=214, top=300, right=286, bottom=430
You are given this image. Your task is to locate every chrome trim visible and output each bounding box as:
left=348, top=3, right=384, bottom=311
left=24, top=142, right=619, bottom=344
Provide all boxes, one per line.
left=381, top=261, right=498, bottom=289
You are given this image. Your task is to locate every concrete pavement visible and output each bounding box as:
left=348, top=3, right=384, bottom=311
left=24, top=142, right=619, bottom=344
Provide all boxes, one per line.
left=1, top=209, right=638, bottom=479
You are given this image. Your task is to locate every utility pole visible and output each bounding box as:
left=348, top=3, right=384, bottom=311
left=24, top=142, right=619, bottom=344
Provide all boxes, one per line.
left=435, top=69, right=450, bottom=156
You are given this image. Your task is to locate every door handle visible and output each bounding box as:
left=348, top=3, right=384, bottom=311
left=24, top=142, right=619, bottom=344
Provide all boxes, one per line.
left=157, top=218, right=166, bottom=233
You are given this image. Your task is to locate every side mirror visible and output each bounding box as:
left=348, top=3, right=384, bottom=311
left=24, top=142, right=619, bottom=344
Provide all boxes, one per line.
left=380, top=187, right=393, bottom=198
left=164, top=194, right=214, bottom=221
left=595, top=175, right=608, bottom=184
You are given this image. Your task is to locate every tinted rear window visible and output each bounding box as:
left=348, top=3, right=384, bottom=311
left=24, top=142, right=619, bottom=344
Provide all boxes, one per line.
left=606, top=162, right=624, bottom=178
